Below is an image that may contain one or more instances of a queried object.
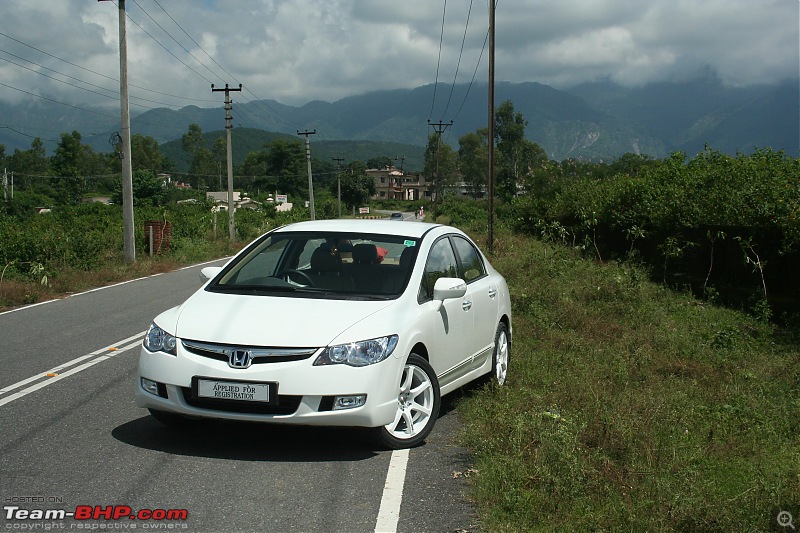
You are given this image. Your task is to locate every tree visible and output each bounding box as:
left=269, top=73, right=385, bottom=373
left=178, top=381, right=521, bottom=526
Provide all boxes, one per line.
left=267, top=140, right=306, bottom=198
left=181, top=124, right=218, bottom=189
left=50, top=131, right=88, bottom=204
left=337, top=160, right=375, bottom=212
left=493, top=100, right=547, bottom=200
left=458, top=129, right=488, bottom=199
left=367, top=156, right=393, bottom=170
left=239, top=147, right=272, bottom=194
left=424, top=132, right=457, bottom=212
left=112, top=169, right=167, bottom=206
left=9, top=138, right=49, bottom=194
left=129, top=134, right=168, bottom=173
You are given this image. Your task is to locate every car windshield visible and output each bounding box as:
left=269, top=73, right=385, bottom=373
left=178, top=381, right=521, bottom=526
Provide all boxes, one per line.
left=208, top=231, right=420, bottom=299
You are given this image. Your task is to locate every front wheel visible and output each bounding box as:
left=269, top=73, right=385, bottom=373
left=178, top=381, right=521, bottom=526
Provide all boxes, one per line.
left=374, top=354, right=441, bottom=449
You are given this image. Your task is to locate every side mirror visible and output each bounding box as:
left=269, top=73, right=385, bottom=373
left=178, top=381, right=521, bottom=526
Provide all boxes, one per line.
left=431, top=277, right=467, bottom=312
left=199, top=266, right=222, bottom=283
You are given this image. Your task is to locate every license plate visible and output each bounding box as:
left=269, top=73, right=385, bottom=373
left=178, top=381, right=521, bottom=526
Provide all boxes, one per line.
left=195, top=378, right=273, bottom=402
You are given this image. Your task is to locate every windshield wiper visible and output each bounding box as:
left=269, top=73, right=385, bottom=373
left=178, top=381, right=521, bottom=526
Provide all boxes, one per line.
left=209, top=284, right=298, bottom=294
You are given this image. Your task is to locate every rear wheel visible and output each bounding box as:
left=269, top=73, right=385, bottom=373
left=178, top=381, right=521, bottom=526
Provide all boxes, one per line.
left=492, top=323, right=510, bottom=385
left=374, top=354, right=440, bottom=449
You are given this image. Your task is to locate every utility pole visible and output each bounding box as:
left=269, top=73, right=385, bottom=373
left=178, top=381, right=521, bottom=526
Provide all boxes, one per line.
left=212, top=83, right=242, bottom=240
left=391, top=155, right=406, bottom=201
left=297, top=130, right=317, bottom=220
left=488, top=0, right=496, bottom=253
left=99, top=0, right=135, bottom=263
left=427, top=120, right=453, bottom=221
left=332, top=156, right=344, bottom=218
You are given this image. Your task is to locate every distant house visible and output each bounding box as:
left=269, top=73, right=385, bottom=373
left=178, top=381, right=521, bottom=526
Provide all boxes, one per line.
left=367, top=166, right=434, bottom=201
left=207, top=191, right=242, bottom=206
left=206, top=191, right=262, bottom=211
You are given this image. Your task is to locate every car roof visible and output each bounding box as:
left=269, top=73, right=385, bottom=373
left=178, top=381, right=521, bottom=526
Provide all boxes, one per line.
left=275, top=219, right=449, bottom=239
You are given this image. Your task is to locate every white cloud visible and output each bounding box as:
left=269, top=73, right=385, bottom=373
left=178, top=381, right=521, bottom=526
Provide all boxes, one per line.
left=0, top=0, right=796, bottom=113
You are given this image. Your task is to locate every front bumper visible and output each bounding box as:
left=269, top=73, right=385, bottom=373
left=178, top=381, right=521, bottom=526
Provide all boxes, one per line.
left=134, top=343, right=401, bottom=428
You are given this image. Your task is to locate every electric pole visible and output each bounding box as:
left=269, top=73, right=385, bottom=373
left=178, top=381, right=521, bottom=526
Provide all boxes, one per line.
left=212, top=83, right=242, bottom=240
left=332, top=156, right=344, bottom=218
left=488, top=0, right=496, bottom=253
left=427, top=120, right=453, bottom=221
left=99, top=0, right=136, bottom=264
left=297, top=130, right=317, bottom=220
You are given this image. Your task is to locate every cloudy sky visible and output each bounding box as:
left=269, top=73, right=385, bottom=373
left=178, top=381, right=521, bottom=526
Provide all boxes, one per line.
left=1, top=0, right=797, bottom=119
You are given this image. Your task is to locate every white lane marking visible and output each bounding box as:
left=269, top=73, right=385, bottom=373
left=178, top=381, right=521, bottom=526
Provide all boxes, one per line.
left=0, top=257, right=230, bottom=317
left=0, top=331, right=146, bottom=407
left=374, top=448, right=410, bottom=533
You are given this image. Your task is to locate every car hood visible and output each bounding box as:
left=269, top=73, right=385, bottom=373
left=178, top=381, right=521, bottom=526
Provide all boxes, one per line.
left=163, top=289, right=395, bottom=348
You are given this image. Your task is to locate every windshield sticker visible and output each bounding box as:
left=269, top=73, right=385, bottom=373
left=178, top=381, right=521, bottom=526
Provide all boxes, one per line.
left=404, top=240, right=416, bottom=247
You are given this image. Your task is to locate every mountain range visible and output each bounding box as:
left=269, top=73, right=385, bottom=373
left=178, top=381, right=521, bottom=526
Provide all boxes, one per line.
left=1, top=76, right=797, bottom=172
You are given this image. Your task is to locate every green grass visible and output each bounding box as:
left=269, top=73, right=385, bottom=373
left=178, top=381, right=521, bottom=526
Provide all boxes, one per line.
left=459, top=230, right=799, bottom=532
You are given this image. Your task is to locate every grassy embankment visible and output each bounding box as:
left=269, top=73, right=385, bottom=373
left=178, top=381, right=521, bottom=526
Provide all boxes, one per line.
left=458, top=229, right=799, bottom=532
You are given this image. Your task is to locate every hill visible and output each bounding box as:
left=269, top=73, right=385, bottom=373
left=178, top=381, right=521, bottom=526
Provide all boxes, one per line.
left=157, top=128, right=426, bottom=173
left=2, top=78, right=796, bottom=162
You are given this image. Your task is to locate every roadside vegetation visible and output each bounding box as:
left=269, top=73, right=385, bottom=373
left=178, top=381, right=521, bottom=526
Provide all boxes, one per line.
left=460, top=227, right=798, bottom=531
left=1, top=101, right=798, bottom=529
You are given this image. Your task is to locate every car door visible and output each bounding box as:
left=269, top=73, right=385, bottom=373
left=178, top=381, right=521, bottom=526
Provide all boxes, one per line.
left=451, top=235, right=498, bottom=371
left=420, top=236, right=475, bottom=388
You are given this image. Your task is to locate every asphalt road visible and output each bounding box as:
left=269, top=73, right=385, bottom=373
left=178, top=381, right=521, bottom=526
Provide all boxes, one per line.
left=0, top=258, right=480, bottom=533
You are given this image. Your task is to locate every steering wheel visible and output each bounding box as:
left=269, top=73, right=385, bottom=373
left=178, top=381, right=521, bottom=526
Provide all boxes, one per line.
left=276, top=269, right=315, bottom=287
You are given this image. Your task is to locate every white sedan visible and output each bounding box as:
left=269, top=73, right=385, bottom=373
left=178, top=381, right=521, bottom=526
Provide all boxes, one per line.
left=135, top=219, right=511, bottom=448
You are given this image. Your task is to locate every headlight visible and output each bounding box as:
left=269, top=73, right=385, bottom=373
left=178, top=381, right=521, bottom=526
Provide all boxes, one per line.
left=143, top=323, right=178, bottom=355
left=314, top=335, right=399, bottom=367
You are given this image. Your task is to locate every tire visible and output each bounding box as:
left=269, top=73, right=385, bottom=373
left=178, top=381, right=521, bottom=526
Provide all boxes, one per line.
left=491, top=323, right=510, bottom=386
left=374, top=354, right=441, bottom=449
left=148, top=408, right=195, bottom=428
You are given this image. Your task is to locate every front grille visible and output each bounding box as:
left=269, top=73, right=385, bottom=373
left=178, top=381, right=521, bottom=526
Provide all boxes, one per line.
left=182, top=339, right=318, bottom=364
left=181, top=388, right=302, bottom=415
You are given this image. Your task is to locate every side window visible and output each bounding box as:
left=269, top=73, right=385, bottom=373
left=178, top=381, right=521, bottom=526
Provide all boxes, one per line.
left=419, top=238, right=459, bottom=301
left=452, top=236, right=486, bottom=282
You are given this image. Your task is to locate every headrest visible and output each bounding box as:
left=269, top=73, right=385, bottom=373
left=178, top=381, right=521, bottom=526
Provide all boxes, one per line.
left=399, top=246, right=416, bottom=267
left=310, top=247, right=341, bottom=272
left=352, top=243, right=378, bottom=264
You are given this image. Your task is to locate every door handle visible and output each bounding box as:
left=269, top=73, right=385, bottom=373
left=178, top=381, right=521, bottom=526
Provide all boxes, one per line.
left=462, top=300, right=473, bottom=311
left=488, top=288, right=497, bottom=299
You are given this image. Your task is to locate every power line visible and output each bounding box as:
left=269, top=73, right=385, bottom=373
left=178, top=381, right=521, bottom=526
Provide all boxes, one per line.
left=429, top=0, right=448, bottom=120
left=0, top=81, right=118, bottom=120
left=143, top=0, right=295, bottom=129
left=439, top=0, right=474, bottom=121
left=0, top=53, right=173, bottom=111
left=117, top=2, right=216, bottom=85
left=130, top=0, right=222, bottom=84
left=0, top=31, right=217, bottom=105
left=0, top=125, right=58, bottom=143
left=451, top=26, right=489, bottom=124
